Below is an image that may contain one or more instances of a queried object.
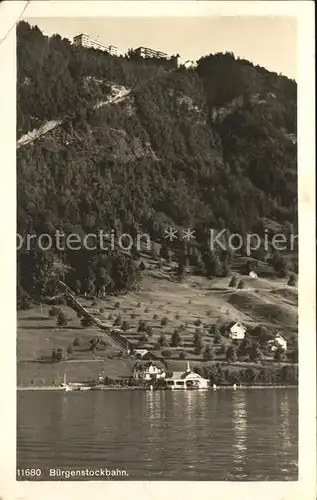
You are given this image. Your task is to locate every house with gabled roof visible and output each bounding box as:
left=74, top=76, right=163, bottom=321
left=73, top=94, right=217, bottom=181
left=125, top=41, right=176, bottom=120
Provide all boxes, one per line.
left=132, top=361, right=166, bottom=381
left=268, top=332, right=288, bottom=351
left=229, top=321, right=247, bottom=340
left=134, top=349, right=149, bottom=358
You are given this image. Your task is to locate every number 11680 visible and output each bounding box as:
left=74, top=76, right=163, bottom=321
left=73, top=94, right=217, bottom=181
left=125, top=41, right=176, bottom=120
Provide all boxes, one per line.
left=17, top=468, right=42, bottom=478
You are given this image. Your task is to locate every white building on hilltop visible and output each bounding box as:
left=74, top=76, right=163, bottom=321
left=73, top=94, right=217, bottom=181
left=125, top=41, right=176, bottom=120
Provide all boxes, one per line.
left=182, top=60, right=198, bottom=69
left=73, top=34, right=118, bottom=55
left=133, top=46, right=168, bottom=59
left=130, top=47, right=181, bottom=68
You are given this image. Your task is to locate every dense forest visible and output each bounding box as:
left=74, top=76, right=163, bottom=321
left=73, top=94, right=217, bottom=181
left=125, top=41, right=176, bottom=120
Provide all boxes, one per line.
left=17, top=21, right=297, bottom=305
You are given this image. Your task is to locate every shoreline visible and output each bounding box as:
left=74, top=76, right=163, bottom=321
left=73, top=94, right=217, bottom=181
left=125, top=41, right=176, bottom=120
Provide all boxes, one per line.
left=17, top=384, right=298, bottom=391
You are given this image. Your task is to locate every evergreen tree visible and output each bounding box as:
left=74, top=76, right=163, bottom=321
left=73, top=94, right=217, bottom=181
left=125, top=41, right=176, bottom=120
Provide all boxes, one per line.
left=203, top=344, right=215, bottom=361
left=226, top=345, right=237, bottom=362
left=171, top=329, right=182, bottom=347
left=57, top=310, right=68, bottom=328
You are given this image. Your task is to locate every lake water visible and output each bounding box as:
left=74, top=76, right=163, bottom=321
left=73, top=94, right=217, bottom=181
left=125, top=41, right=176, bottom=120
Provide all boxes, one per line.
left=17, top=388, right=298, bottom=481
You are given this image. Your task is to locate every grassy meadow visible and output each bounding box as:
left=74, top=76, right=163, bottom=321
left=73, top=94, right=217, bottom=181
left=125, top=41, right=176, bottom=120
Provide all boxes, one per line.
left=17, top=259, right=298, bottom=386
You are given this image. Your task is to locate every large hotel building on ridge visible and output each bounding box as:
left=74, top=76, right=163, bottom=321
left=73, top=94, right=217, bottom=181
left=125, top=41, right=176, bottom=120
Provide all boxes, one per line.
left=133, top=46, right=168, bottom=59
left=73, top=35, right=169, bottom=60
left=72, top=35, right=186, bottom=67
left=73, top=34, right=118, bottom=56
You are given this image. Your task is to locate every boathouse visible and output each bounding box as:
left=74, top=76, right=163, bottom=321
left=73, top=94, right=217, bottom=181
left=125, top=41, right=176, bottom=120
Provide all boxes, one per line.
left=163, top=362, right=209, bottom=389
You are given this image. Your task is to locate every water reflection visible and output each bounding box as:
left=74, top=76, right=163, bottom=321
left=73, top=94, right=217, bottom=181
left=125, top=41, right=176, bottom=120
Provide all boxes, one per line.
left=145, top=390, right=157, bottom=430
left=145, top=390, right=154, bottom=410
left=183, top=390, right=196, bottom=421
left=17, top=389, right=298, bottom=480
left=232, top=391, right=247, bottom=476
left=279, top=391, right=291, bottom=450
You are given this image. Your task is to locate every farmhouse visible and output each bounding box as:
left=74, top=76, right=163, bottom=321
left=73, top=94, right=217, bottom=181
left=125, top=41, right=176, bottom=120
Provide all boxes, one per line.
left=134, top=349, right=148, bottom=358
left=229, top=322, right=247, bottom=340
left=132, top=361, right=166, bottom=381
left=162, top=362, right=209, bottom=389
left=268, top=332, right=288, bottom=351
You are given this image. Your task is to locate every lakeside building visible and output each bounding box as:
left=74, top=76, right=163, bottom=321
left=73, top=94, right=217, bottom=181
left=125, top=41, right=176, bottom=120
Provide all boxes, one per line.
left=132, top=360, right=209, bottom=389
left=132, top=361, right=166, bottom=381
left=73, top=34, right=118, bottom=55
left=162, top=362, right=209, bottom=389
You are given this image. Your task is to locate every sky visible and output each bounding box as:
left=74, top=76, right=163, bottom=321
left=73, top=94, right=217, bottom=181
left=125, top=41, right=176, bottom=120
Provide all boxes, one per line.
left=25, top=16, right=297, bottom=79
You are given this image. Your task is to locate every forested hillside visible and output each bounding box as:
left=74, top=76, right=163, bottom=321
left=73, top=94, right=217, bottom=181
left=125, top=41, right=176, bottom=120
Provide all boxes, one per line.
left=17, top=21, right=297, bottom=304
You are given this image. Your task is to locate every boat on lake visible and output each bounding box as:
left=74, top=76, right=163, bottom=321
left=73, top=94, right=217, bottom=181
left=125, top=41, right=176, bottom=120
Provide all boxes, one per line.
left=60, top=371, right=73, bottom=392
